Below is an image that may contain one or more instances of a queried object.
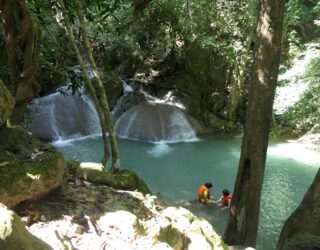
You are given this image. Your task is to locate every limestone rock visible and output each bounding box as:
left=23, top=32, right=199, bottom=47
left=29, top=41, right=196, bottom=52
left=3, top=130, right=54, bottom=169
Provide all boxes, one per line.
left=0, top=126, right=66, bottom=208
left=0, top=80, right=15, bottom=125
left=0, top=203, right=51, bottom=250
left=158, top=225, right=189, bottom=250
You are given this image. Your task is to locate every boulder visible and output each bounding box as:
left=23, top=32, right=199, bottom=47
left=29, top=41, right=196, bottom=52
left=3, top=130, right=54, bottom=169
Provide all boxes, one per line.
left=0, top=126, right=66, bottom=208
left=77, top=162, right=115, bottom=185
left=0, top=80, right=15, bottom=125
left=0, top=203, right=52, bottom=250
left=76, top=162, right=151, bottom=194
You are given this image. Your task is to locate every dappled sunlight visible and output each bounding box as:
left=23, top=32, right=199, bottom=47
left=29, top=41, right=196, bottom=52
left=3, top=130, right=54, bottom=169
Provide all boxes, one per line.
left=268, top=142, right=320, bottom=165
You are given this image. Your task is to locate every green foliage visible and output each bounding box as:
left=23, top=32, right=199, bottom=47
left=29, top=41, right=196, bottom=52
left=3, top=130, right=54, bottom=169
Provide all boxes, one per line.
left=283, top=0, right=320, bottom=63
left=278, top=57, right=320, bottom=135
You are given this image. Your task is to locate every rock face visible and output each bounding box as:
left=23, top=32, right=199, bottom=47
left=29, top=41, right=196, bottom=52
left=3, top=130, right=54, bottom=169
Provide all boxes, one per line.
left=0, top=126, right=66, bottom=208
left=0, top=80, right=15, bottom=125
left=115, top=101, right=198, bottom=142
left=0, top=203, right=51, bottom=250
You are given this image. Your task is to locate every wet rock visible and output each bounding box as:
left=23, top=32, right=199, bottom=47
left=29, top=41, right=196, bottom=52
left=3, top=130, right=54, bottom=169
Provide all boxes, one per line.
left=112, top=91, right=147, bottom=121
left=0, top=126, right=66, bottom=208
left=0, top=203, right=51, bottom=250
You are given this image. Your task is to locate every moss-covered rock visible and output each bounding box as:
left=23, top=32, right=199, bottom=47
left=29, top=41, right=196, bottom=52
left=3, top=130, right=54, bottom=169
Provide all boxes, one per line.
left=0, top=126, right=66, bottom=208
left=0, top=80, right=15, bottom=125
left=113, top=169, right=151, bottom=195
left=158, top=225, right=189, bottom=250
left=0, top=203, right=52, bottom=250
left=77, top=162, right=116, bottom=185
left=75, top=162, right=150, bottom=194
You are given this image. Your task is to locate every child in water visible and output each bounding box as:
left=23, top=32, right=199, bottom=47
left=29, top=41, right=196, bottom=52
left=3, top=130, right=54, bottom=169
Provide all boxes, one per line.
left=214, top=189, right=232, bottom=210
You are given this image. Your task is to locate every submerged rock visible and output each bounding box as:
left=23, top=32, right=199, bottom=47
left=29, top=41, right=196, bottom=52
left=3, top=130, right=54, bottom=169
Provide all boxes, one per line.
left=0, top=126, right=66, bottom=208
left=0, top=203, right=51, bottom=250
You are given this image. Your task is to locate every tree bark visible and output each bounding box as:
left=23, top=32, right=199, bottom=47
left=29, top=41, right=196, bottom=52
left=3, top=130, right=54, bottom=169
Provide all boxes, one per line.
left=57, top=0, right=110, bottom=166
left=276, top=169, right=320, bottom=250
left=223, top=0, right=286, bottom=247
left=74, top=0, right=120, bottom=172
left=0, top=0, right=41, bottom=124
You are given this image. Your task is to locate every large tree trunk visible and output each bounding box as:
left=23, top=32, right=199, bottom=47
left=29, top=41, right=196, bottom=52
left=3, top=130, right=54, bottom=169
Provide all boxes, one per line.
left=223, top=0, right=286, bottom=247
left=57, top=0, right=110, bottom=166
left=0, top=0, right=41, bottom=124
left=74, top=0, right=120, bottom=172
left=276, top=169, right=320, bottom=250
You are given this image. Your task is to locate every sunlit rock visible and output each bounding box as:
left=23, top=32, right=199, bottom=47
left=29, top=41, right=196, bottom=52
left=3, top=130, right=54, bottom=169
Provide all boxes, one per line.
left=0, top=203, right=51, bottom=250
left=77, top=162, right=114, bottom=185
left=76, top=162, right=150, bottom=194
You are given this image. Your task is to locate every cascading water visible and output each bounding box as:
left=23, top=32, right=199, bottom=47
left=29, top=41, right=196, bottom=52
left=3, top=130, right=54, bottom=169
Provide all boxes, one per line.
left=24, top=85, right=101, bottom=141
left=115, top=101, right=198, bottom=142
left=112, top=82, right=199, bottom=142
left=25, top=78, right=199, bottom=143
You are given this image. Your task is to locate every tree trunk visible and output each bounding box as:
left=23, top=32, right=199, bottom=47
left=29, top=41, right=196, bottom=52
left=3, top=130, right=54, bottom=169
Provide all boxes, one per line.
left=0, top=0, right=41, bottom=124
left=57, top=0, right=110, bottom=166
left=276, top=169, right=320, bottom=250
left=223, top=0, right=286, bottom=247
left=74, top=0, right=120, bottom=172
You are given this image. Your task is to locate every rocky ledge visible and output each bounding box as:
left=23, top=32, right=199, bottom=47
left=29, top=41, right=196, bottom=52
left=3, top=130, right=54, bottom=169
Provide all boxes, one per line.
left=2, top=161, right=227, bottom=250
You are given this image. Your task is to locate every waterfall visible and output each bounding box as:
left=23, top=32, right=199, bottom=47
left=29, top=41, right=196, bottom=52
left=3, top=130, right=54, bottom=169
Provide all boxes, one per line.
left=115, top=101, right=198, bottom=143
left=24, top=85, right=100, bottom=141
left=25, top=78, right=200, bottom=143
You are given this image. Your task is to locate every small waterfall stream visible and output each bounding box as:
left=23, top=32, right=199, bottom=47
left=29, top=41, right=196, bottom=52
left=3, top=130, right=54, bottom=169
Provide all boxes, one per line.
left=24, top=85, right=101, bottom=141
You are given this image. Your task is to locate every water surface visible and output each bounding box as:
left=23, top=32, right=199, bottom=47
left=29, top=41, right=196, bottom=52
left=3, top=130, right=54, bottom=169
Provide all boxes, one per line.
left=53, top=135, right=319, bottom=250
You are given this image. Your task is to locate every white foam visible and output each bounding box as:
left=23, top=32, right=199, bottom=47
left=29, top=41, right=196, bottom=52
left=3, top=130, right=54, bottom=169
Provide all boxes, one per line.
left=147, top=143, right=172, bottom=157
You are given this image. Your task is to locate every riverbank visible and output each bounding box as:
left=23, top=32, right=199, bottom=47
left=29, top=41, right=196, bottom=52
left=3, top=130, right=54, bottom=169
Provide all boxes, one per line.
left=9, top=161, right=227, bottom=250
